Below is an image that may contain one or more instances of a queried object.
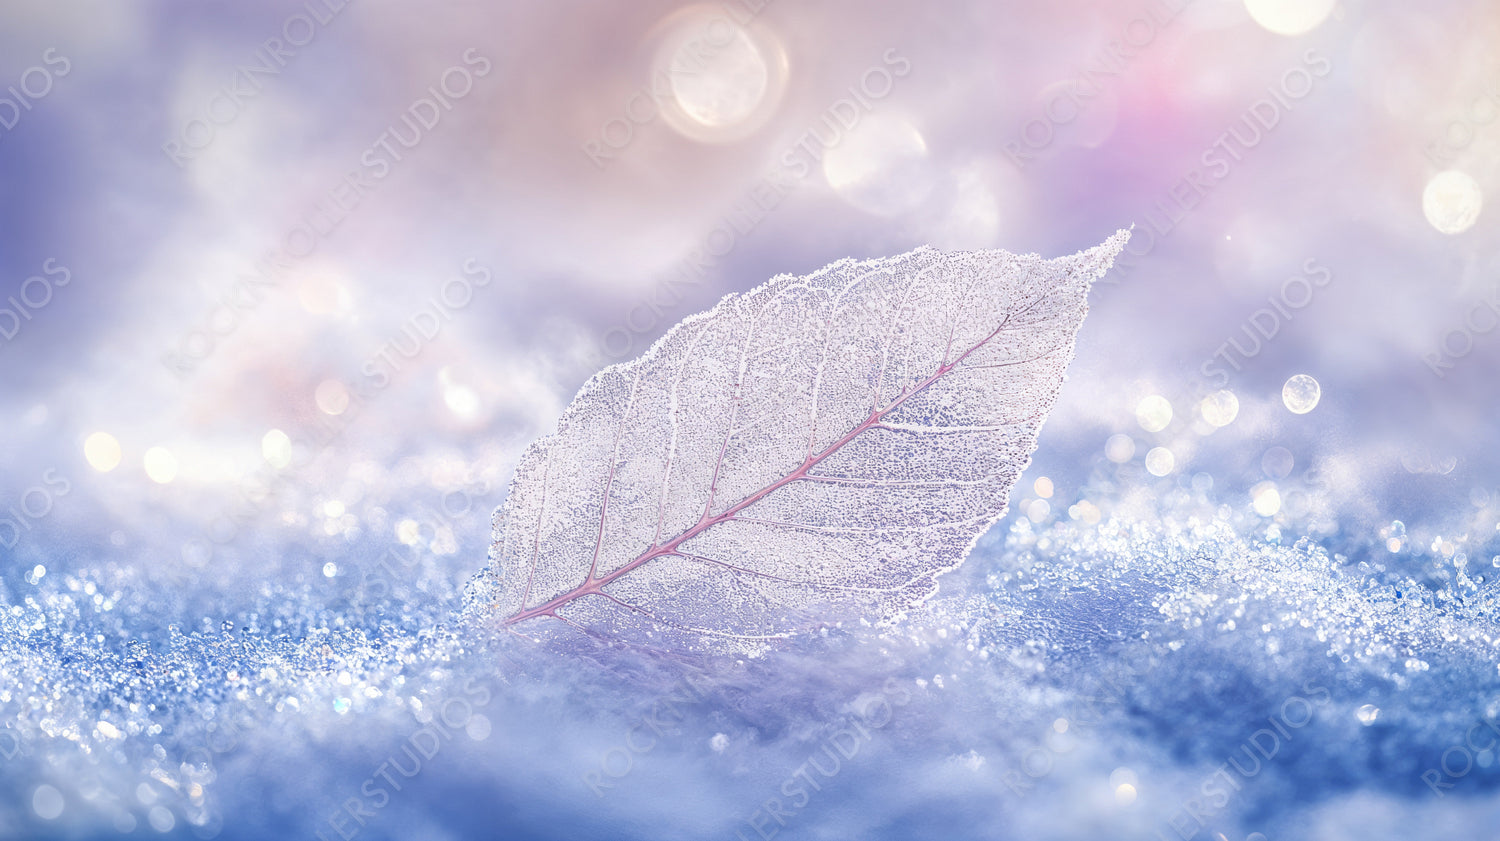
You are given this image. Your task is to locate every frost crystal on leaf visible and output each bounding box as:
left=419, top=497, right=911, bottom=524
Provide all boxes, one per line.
left=475, top=231, right=1131, bottom=651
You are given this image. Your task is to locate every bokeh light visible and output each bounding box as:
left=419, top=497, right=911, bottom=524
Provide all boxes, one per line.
left=1282, top=374, right=1322, bottom=414
left=651, top=4, right=786, bottom=142
left=32, top=785, right=64, bottom=820
left=1144, top=446, right=1176, bottom=476
left=315, top=380, right=351, bottom=416
left=1244, top=0, right=1337, bottom=36
left=83, top=432, right=121, bottom=472
left=669, top=28, right=767, bottom=127
left=1135, top=395, right=1173, bottom=432
left=823, top=113, right=933, bottom=216
left=1262, top=446, right=1295, bottom=478
left=1422, top=170, right=1483, bottom=235
left=1105, top=434, right=1136, bottom=464
left=1251, top=481, right=1282, bottom=516
left=142, top=447, right=178, bottom=484
left=1199, top=390, right=1240, bottom=427
left=262, top=429, right=292, bottom=469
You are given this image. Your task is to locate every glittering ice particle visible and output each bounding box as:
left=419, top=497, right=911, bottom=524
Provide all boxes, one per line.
left=953, top=749, right=985, bottom=771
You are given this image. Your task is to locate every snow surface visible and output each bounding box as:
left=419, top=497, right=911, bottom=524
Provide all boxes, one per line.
left=2, top=422, right=1497, bottom=840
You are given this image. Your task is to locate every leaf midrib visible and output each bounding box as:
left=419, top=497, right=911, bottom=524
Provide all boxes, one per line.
left=501, top=298, right=1054, bottom=627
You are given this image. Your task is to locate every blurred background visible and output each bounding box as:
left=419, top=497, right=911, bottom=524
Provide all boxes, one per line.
left=1, top=0, right=1499, bottom=839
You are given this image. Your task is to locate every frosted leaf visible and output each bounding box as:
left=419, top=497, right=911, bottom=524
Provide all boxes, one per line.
left=474, top=231, right=1131, bottom=650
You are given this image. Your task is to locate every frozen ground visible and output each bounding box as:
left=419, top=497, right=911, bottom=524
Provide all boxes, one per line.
left=2, top=408, right=1498, bottom=840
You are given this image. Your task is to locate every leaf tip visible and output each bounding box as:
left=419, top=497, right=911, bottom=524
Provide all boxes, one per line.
left=1079, top=227, right=1133, bottom=285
